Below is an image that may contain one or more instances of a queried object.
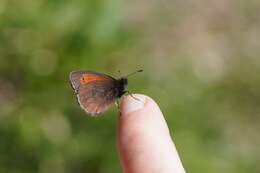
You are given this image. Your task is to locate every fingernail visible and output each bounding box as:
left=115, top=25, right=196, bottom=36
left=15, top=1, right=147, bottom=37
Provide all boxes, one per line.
left=121, top=94, right=146, bottom=115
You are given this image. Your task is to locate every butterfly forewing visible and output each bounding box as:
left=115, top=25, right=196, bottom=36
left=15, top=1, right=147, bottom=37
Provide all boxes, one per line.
left=70, top=70, right=115, bottom=92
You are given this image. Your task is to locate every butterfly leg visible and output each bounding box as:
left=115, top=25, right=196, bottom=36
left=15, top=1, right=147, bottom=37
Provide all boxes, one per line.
left=115, top=99, right=122, bottom=116
left=115, top=100, right=120, bottom=109
left=126, top=91, right=141, bottom=101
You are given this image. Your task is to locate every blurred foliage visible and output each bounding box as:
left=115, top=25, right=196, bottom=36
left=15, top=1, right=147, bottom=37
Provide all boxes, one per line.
left=0, top=0, right=260, bottom=173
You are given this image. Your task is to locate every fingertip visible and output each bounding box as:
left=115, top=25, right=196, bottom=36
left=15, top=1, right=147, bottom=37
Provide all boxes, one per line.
left=119, top=94, right=147, bottom=116
left=117, top=94, right=186, bottom=173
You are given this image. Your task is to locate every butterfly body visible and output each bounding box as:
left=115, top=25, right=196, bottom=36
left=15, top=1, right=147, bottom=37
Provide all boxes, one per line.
left=116, top=78, right=128, bottom=97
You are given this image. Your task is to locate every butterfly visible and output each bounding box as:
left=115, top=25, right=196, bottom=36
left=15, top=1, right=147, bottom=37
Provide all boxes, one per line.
left=69, top=70, right=142, bottom=116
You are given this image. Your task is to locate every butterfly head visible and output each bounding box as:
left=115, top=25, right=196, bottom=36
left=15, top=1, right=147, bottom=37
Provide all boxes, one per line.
left=119, top=77, right=128, bottom=86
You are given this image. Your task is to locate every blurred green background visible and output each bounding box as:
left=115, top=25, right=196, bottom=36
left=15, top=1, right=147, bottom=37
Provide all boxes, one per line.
left=0, top=0, right=260, bottom=173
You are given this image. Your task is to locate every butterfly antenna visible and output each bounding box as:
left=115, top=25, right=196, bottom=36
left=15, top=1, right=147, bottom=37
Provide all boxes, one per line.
left=126, top=69, right=143, bottom=78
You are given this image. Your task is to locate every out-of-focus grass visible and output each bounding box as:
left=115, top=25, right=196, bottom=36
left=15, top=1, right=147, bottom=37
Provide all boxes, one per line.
left=0, top=0, right=260, bottom=173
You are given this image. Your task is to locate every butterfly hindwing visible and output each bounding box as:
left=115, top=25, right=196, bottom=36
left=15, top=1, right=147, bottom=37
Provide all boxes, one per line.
left=77, top=80, right=118, bottom=115
left=69, top=70, right=118, bottom=115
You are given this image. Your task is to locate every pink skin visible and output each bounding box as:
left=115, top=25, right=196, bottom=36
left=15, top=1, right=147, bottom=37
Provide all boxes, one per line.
left=117, top=94, right=186, bottom=173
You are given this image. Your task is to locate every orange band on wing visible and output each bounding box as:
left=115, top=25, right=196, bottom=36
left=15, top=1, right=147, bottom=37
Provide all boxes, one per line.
left=80, top=74, right=108, bottom=85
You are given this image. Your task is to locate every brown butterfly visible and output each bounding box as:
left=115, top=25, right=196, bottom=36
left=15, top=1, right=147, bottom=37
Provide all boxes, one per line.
left=69, top=70, right=142, bottom=116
